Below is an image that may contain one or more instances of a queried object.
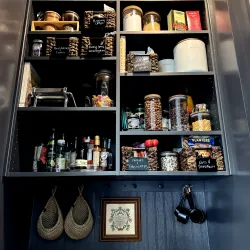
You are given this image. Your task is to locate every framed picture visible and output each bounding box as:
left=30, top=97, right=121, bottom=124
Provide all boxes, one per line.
left=100, top=198, right=141, bottom=242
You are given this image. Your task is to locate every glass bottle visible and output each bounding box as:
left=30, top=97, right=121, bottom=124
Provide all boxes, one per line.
left=47, top=128, right=56, bottom=172
left=56, top=139, right=66, bottom=172
left=93, top=135, right=101, bottom=170
left=107, top=138, right=113, bottom=170
left=100, top=138, right=108, bottom=170
left=70, top=137, right=77, bottom=169
left=65, top=141, right=71, bottom=171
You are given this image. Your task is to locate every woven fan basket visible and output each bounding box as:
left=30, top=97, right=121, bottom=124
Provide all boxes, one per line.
left=37, top=187, right=64, bottom=241
left=64, top=186, right=94, bottom=240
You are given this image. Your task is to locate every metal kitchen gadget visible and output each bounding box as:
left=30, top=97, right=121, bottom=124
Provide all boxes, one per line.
left=32, top=87, right=77, bottom=107
left=174, top=189, right=190, bottom=224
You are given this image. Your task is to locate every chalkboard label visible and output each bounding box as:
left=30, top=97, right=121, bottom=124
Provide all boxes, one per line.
left=128, top=158, right=148, bottom=171
left=87, top=38, right=105, bottom=55
left=133, top=55, right=151, bottom=72
left=196, top=158, right=217, bottom=172
left=51, top=38, right=69, bottom=58
left=91, top=17, right=107, bottom=27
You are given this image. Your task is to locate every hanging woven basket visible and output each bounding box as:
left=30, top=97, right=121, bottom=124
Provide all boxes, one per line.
left=64, top=185, right=94, bottom=240
left=37, top=187, right=64, bottom=241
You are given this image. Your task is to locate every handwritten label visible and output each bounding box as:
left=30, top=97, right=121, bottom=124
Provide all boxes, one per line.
left=196, top=158, right=217, bottom=172
left=87, top=38, right=105, bottom=55
left=128, top=157, right=148, bottom=171
left=91, top=17, right=106, bottom=27
left=51, top=38, right=69, bottom=58
left=133, top=55, right=151, bottom=72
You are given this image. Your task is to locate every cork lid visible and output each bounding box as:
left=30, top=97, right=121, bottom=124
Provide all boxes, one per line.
left=169, top=94, right=187, bottom=102
left=143, top=11, right=161, bottom=21
left=123, top=5, right=143, bottom=16
left=44, top=11, right=61, bottom=19
left=144, top=94, right=161, bottom=100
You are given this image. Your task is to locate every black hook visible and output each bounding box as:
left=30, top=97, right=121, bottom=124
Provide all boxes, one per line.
left=132, top=184, right=137, bottom=189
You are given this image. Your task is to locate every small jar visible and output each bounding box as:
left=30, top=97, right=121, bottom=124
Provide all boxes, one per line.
left=135, top=104, right=145, bottom=129
left=169, top=95, right=189, bottom=131
left=43, top=11, right=61, bottom=21
left=162, top=109, right=169, bottom=131
left=32, top=39, right=43, bottom=57
left=127, top=114, right=140, bottom=129
left=62, top=10, right=79, bottom=21
left=191, top=111, right=212, bottom=131
left=144, top=94, right=162, bottom=131
left=160, top=151, right=179, bottom=171
left=143, top=11, right=161, bottom=31
left=123, top=5, right=143, bottom=31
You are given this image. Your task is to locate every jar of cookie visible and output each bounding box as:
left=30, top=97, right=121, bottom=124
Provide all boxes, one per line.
left=144, top=94, right=162, bottom=131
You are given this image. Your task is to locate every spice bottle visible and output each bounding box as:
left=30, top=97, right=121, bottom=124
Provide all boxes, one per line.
left=93, top=136, right=101, bottom=170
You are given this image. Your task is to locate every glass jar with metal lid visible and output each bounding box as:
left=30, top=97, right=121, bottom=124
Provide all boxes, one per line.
left=191, top=111, right=212, bottom=131
left=143, top=11, right=161, bottom=31
left=123, top=5, right=143, bottom=31
left=144, top=94, right=162, bottom=131
left=43, top=11, right=61, bottom=21
left=169, top=94, right=189, bottom=131
left=160, top=151, right=178, bottom=171
left=32, top=39, right=43, bottom=57
left=62, top=10, right=80, bottom=21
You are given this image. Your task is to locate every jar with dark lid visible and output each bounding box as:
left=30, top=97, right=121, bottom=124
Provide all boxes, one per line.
left=95, top=69, right=113, bottom=97
left=169, top=94, right=189, bottom=131
left=62, top=10, right=80, bottom=21
left=144, top=94, right=162, bottom=131
left=143, top=11, right=161, bottom=31
left=32, top=39, right=43, bottom=57
left=191, top=111, right=212, bottom=131
left=160, top=151, right=178, bottom=171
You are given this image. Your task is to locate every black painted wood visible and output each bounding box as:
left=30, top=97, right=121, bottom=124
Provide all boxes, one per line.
left=28, top=188, right=209, bottom=250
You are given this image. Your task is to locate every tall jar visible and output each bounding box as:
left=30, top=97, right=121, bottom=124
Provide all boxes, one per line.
left=123, top=5, right=143, bottom=31
left=169, top=95, right=189, bottom=131
left=191, top=111, right=212, bottom=131
left=144, top=94, right=162, bottom=131
left=143, top=11, right=161, bottom=31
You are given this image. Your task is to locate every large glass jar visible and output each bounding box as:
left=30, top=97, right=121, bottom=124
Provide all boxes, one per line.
left=123, top=5, right=143, bottom=31
left=160, top=151, right=178, bottom=171
left=144, top=94, right=162, bottom=131
left=191, top=111, right=212, bottom=131
left=169, top=95, right=189, bottom=131
left=143, top=11, right=161, bottom=31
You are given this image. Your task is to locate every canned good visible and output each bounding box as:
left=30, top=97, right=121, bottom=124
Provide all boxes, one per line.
left=144, top=94, right=162, bottom=131
left=160, top=151, right=179, bottom=171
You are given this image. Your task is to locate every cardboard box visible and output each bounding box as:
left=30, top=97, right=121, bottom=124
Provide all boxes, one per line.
left=167, top=10, right=187, bottom=31
left=186, top=11, right=202, bottom=30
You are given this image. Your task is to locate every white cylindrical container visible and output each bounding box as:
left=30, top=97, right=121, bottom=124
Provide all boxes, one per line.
left=174, top=38, right=208, bottom=72
left=159, top=59, right=175, bottom=72
left=123, top=5, right=143, bottom=31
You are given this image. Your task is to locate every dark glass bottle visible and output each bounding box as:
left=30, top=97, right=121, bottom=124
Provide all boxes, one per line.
left=70, top=137, right=77, bottom=169
left=47, top=128, right=56, bottom=172
left=100, top=137, right=108, bottom=170
left=107, top=138, right=113, bottom=170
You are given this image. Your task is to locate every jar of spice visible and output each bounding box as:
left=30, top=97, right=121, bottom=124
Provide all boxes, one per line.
left=143, top=11, right=161, bottom=31
left=32, top=39, right=43, bottom=57
left=160, top=151, right=179, bottom=171
left=144, top=94, right=163, bottom=131
left=169, top=95, right=189, bottom=131
left=123, top=5, right=143, bottom=31
left=191, top=111, right=212, bottom=131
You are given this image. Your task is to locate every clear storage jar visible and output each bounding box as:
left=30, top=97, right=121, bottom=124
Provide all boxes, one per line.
left=191, top=111, right=212, bottom=131
left=160, top=151, right=178, bottom=171
left=169, top=94, right=189, bottom=131
left=143, top=11, right=161, bottom=31
left=144, top=94, right=162, bottom=131
left=32, top=39, right=43, bottom=57
left=43, top=11, right=61, bottom=21
left=123, top=5, right=143, bottom=31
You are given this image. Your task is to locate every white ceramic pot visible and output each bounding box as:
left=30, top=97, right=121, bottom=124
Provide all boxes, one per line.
left=159, top=59, right=175, bottom=72
left=174, top=38, right=208, bottom=72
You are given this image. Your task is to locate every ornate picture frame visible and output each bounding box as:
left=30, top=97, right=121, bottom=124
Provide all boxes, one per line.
left=100, top=198, right=141, bottom=242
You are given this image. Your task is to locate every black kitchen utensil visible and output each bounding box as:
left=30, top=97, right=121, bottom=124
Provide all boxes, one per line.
left=184, top=185, right=206, bottom=224
left=174, top=192, right=190, bottom=224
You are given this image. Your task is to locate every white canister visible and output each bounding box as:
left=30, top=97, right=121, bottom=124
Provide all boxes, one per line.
left=174, top=38, right=208, bottom=72
left=123, top=5, right=143, bottom=31
left=159, top=59, right=175, bottom=72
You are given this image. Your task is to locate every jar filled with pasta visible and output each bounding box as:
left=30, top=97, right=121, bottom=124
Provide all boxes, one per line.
left=143, top=11, right=161, bottom=31
left=191, top=111, right=212, bottom=131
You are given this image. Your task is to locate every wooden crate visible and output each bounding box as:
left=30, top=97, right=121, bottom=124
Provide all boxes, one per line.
left=31, top=21, right=80, bottom=31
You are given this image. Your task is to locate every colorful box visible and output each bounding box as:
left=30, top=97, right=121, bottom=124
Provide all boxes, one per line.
left=186, top=11, right=202, bottom=30
left=167, top=10, right=187, bottom=31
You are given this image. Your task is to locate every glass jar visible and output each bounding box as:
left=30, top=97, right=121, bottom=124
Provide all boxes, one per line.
left=169, top=94, right=189, bottom=131
left=160, top=151, right=178, bottom=171
left=127, top=114, right=140, bottom=129
left=144, top=94, right=162, bottom=131
left=143, top=11, right=161, bottom=31
left=191, top=111, right=212, bottom=131
left=43, top=11, right=61, bottom=21
left=135, top=104, right=144, bottom=129
left=32, top=39, right=43, bottom=57
left=123, top=5, right=143, bottom=31
left=162, top=109, right=169, bottom=130
left=62, top=10, right=79, bottom=21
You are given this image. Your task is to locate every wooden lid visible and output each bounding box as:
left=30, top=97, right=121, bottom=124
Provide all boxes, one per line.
left=143, top=11, right=161, bottom=19
left=123, top=5, right=143, bottom=16
left=144, top=94, right=161, bottom=100
left=169, top=94, right=187, bottom=102
left=44, top=11, right=61, bottom=19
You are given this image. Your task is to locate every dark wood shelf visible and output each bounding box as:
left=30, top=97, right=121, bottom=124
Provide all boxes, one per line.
left=120, top=30, right=209, bottom=35
left=24, top=56, right=117, bottom=61
left=18, top=107, right=116, bottom=112
left=120, top=72, right=214, bottom=77
left=120, top=130, right=222, bottom=136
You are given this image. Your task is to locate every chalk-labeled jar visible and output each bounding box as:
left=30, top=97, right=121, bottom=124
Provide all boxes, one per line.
left=160, top=151, right=178, bottom=171
left=191, top=111, right=212, bottom=131
left=143, top=11, right=161, bottom=31
left=123, top=5, right=143, bottom=31
left=144, top=94, right=163, bottom=131
left=32, top=39, right=43, bottom=57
